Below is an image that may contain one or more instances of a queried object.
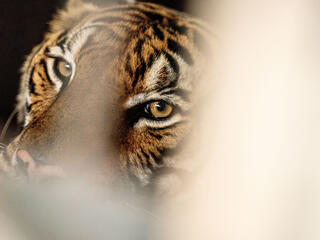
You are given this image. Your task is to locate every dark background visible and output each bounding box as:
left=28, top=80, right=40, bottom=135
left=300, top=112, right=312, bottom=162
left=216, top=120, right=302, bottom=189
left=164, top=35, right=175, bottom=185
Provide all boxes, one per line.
left=0, top=0, right=187, bottom=142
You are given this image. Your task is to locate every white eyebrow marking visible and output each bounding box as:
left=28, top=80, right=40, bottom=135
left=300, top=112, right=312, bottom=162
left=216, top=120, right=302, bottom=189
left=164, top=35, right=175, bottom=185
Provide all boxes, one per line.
left=125, top=92, right=162, bottom=108
left=125, top=54, right=179, bottom=109
left=145, top=54, right=177, bottom=91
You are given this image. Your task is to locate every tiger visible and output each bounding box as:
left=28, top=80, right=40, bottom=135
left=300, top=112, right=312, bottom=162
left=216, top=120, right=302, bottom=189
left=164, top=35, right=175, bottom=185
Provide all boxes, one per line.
left=0, top=0, right=212, bottom=197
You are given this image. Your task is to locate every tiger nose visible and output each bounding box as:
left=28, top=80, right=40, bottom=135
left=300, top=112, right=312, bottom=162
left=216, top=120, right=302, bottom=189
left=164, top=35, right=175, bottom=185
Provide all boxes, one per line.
left=0, top=147, right=66, bottom=181
left=17, top=150, right=66, bottom=181
left=0, top=144, right=15, bottom=176
left=0, top=143, right=32, bottom=178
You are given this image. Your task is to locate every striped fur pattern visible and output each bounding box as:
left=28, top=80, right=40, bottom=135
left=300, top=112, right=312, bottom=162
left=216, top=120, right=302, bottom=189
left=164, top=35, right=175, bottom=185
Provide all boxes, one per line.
left=13, top=0, right=211, bottom=192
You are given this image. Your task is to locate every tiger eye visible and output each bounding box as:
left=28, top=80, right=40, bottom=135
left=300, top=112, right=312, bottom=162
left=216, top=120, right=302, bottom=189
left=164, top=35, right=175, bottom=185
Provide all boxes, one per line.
left=54, top=58, right=72, bottom=79
left=149, top=101, right=173, bottom=119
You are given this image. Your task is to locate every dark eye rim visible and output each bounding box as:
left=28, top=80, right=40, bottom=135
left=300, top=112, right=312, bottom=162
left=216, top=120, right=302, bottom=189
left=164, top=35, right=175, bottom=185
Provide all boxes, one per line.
left=125, top=99, right=177, bottom=126
left=53, top=57, right=72, bottom=82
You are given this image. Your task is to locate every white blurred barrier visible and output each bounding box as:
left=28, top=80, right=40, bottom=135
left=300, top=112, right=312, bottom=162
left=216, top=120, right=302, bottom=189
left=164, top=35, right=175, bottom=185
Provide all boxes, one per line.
left=163, top=1, right=320, bottom=240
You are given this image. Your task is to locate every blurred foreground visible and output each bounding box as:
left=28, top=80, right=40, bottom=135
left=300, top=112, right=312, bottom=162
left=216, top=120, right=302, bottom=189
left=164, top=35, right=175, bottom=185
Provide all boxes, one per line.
left=1, top=0, right=320, bottom=240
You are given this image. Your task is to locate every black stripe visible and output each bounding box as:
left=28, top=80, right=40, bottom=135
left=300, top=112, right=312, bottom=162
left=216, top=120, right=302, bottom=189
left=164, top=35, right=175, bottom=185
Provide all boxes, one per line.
left=26, top=100, right=42, bottom=113
left=130, top=157, right=139, bottom=169
left=168, top=21, right=188, bottom=35
left=28, top=67, right=38, bottom=96
left=140, top=10, right=164, bottom=23
left=163, top=51, right=179, bottom=77
left=132, top=60, right=146, bottom=89
left=163, top=132, right=174, bottom=137
left=148, top=131, right=163, bottom=140
left=147, top=47, right=161, bottom=67
left=147, top=53, right=155, bottom=68
left=56, top=30, right=69, bottom=53
left=125, top=56, right=133, bottom=78
left=133, top=39, right=145, bottom=90
left=140, top=149, right=155, bottom=171
left=128, top=13, right=145, bottom=21
left=37, top=71, right=46, bottom=83
left=158, top=147, right=175, bottom=157
left=26, top=103, right=31, bottom=113
left=136, top=153, right=144, bottom=166
left=143, top=3, right=157, bottom=10
left=29, top=100, right=41, bottom=109
left=31, top=100, right=41, bottom=106
left=167, top=38, right=194, bottom=65
left=44, top=47, right=50, bottom=55
left=40, top=59, right=54, bottom=86
left=150, top=151, right=163, bottom=165
left=57, top=29, right=69, bottom=41
left=141, top=149, right=150, bottom=161
left=152, top=24, right=164, bottom=40
left=57, top=37, right=68, bottom=53
left=134, top=39, right=143, bottom=55
left=146, top=160, right=155, bottom=171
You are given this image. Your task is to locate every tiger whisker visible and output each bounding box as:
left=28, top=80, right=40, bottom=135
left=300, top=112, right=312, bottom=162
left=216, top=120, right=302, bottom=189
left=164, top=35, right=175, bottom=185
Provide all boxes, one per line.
left=120, top=201, right=160, bottom=221
left=0, top=143, right=7, bottom=156
left=0, top=107, right=18, bottom=143
left=0, top=143, right=7, bottom=148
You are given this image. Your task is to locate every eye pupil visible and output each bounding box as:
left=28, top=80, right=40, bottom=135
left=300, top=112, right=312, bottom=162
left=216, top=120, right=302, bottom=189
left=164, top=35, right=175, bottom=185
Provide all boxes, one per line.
left=148, top=100, right=173, bottom=119
left=54, top=58, right=72, bottom=80
left=65, top=63, right=71, bottom=71
left=155, top=101, right=166, bottom=112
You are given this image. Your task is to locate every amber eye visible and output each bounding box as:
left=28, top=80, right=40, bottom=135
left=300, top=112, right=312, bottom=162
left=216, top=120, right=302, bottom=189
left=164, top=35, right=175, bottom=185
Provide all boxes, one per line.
left=54, top=58, right=72, bottom=81
left=147, top=100, right=173, bottom=119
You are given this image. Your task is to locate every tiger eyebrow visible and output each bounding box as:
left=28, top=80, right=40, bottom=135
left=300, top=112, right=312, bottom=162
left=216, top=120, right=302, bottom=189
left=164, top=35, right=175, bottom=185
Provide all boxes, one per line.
left=125, top=91, right=172, bottom=108
left=125, top=90, right=182, bottom=109
left=125, top=93, right=150, bottom=108
left=44, top=46, right=64, bottom=57
left=160, top=88, right=191, bottom=102
left=65, top=23, right=102, bottom=52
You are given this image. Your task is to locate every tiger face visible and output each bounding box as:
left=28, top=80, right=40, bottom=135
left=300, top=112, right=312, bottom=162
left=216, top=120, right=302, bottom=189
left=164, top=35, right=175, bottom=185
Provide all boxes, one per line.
left=2, top=0, right=211, bottom=195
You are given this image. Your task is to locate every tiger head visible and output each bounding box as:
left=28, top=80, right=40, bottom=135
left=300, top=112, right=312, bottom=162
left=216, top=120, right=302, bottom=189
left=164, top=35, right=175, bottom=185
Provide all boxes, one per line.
left=2, top=0, right=212, bottom=196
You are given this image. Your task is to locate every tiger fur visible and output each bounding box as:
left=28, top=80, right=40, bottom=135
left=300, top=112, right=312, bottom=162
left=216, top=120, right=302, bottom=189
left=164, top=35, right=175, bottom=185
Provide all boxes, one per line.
left=0, top=0, right=212, bottom=196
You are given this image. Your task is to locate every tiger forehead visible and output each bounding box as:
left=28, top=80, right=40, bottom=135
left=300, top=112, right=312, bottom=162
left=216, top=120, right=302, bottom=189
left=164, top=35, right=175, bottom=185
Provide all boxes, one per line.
left=49, top=4, right=199, bottom=83
left=50, top=3, right=194, bottom=44
left=13, top=1, right=211, bottom=187
left=26, top=2, right=205, bottom=102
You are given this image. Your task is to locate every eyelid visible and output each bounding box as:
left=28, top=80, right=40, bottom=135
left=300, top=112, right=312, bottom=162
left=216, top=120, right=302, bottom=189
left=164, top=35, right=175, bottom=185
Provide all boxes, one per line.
left=46, top=54, right=66, bottom=60
left=44, top=46, right=64, bottom=58
left=125, top=93, right=179, bottom=109
left=143, top=99, right=176, bottom=107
